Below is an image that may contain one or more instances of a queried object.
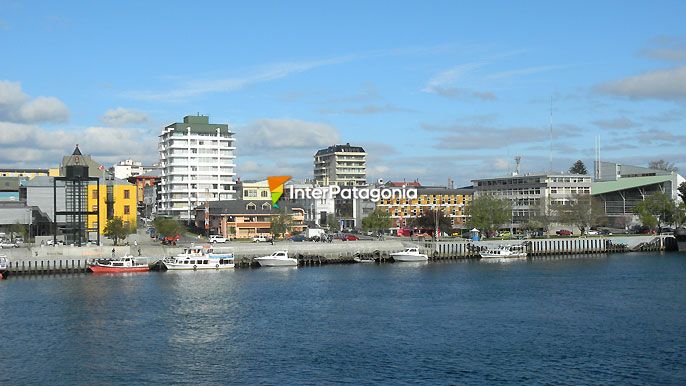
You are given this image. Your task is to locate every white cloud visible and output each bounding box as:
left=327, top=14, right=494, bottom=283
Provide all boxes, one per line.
left=592, top=117, right=640, bottom=129
left=17, top=96, right=69, bottom=123
left=101, top=107, right=149, bottom=127
left=493, top=158, right=510, bottom=170
left=241, top=118, right=340, bottom=150
left=640, top=36, right=686, bottom=62
left=484, top=64, right=569, bottom=80
left=595, top=66, right=686, bottom=101
left=0, top=80, right=69, bottom=123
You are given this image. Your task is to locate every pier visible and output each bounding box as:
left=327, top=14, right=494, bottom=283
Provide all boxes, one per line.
left=0, top=235, right=677, bottom=276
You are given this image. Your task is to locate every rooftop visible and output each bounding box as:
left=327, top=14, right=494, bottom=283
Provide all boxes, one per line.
left=315, top=143, right=365, bottom=156
left=591, top=175, right=673, bottom=195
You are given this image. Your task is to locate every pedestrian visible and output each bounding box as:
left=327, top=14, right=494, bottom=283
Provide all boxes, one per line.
left=137, top=247, right=142, bottom=256
left=111, top=248, right=115, bottom=258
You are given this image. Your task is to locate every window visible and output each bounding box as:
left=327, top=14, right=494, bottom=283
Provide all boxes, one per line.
left=124, top=205, right=130, bottom=214
left=92, top=190, right=98, bottom=199
left=261, top=191, right=268, bottom=198
left=124, top=190, right=130, bottom=199
left=247, top=203, right=256, bottom=210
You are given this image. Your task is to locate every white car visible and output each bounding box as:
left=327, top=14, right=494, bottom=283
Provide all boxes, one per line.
left=209, top=235, right=227, bottom=243
left=587, top=230, right=600, bottom=235
left=252, top=236, right=268, bottom=243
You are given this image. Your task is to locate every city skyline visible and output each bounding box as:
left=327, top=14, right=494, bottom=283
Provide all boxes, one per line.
left=1, top=1, right=685, bottom=186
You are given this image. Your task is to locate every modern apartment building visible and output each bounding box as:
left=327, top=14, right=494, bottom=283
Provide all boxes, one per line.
left=112, top=159, right=159, bottom=180
left=158, top=115, right=237, bottom=221
left=472, top=173, right=592, bottom=228
left=314, top=143, right=366, bottom=187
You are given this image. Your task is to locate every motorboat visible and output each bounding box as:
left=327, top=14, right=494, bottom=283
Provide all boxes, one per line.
left=163, top=246, right=235, bottom=270
left=255, top=251, right=298, bottom=267
left=479, top=244, right=527, bottom=259
left=89, top=255, right=150, bottom=273
left=0, top=254, right=8, bottom=279
left=391, top=248, right=428, bottom=262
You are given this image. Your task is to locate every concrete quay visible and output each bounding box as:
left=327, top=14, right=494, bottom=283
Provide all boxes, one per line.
left=0, top=235, right=677, bottom=276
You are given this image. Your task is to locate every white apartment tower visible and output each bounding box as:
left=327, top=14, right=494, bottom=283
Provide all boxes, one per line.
left=314, top=143, right=367, bottom=187
left=158, top=115, right=236, bottom=220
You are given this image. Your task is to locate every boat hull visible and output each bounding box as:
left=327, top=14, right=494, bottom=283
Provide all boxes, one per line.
left=391, top=254, right=428, bottom=262
left=163, top=262, right=234, bottom=270
left=89, top=265, right=149, bottom=273
left=480, top=252, right=527, bottom=258
left=255, top=258, right=298, bottom=267
left=353, top=257, right=375, bottom=263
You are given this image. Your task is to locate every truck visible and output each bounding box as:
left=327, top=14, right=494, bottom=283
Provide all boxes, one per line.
left=305, top=228, right=325, bottom=240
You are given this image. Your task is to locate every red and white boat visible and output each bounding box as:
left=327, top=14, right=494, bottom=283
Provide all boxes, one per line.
left=89, top=255, right=150, bottom=273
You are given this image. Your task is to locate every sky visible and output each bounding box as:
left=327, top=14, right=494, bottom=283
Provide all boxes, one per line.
left=1, top=0, right=685, bottom=186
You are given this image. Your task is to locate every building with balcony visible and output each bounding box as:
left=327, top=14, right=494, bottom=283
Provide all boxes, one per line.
left=158, top=115, right=237, bottom=221
left=314, top=143, right=366, bottom=187
left=112, top=159, right=159, bottom=180
left=193, top=199, right=305, bottom=239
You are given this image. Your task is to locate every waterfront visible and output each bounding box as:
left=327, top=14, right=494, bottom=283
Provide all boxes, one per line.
left=1, top=252, right=685, bottom=384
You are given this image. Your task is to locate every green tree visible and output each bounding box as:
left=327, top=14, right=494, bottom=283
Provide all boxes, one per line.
left=361, top=208, right=393, bottom=235
left=152, top=217, right=185, bottom=238
left=678, top=182, right=686, bottom=203
left=525, top=198, right=557, bottom=233
left=409, top=209, right=454, bottom=237
left=227, top=226, right=236, bottom=240
left=569, top=160, right=588, bottom=175
left=9, top=222, right=28, bottom=242
left=326, top=213, right=340, bottom=232
left=673, top=202, right=686, bottom=229
left=466, top=195, right=512, bottom=235
left=634, top=192, right=676, bottom=232
left=270, top=208, right=292, bottom=239
left=103, top=217, right=131, bottom=245
left=556, top=194, right=606, bottom=235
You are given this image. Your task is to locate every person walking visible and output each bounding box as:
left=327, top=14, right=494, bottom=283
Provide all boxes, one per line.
left=111, top=248, right=115, bottom=258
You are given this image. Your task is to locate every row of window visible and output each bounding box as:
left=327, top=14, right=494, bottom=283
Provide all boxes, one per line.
left=90, top=190, right=132, bottom=199
left=550, top=187, right=591, bottom=194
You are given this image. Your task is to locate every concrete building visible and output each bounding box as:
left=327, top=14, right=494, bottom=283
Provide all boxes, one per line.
left=237, top=180, right=271, bottom=201
left=314, top=143, right=366, bottom=187
left=472, top=173, right=592, bottom=228
left=0, top=168, right=53, bottom=178
left=158, top=115, right=237, bottom=221
left=592, top=161, right=684, bottom=226
left=112, top=159, right=158, bottom=180
left=284, top=183, right=335, bottom=227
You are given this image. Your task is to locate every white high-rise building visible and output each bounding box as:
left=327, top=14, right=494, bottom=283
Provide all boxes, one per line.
left=158, top=115, right=236, bottom=220
left=314, top=143, right=367, bottom=187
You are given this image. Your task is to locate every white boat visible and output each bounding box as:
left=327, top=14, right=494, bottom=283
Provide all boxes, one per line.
left=89, top=255, right=150, bottom=273
left=0, top=254, right=8, bottom=271
left=391, top=247, right=428, bottom=262
left=163, top=246, right=235, bottom=270
left=255, top=251, right=298, bottom=267
left=353, top=255, right=375, bottom=263
left=479, top=244, right=527, bottom=259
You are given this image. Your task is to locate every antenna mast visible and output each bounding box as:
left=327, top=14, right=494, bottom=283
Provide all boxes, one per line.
left=549, top=96, right=553, bottom=173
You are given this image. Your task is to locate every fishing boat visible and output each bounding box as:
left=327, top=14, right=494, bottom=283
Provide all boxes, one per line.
left=89, top=255, right=150, bottom=273
left=479, top=244, right=527, bottom=259
left=391, top=247, right=428, bottom=262
left=163, top=246, right=235, bottom=270
left=255, top=251, right=298, bottom=267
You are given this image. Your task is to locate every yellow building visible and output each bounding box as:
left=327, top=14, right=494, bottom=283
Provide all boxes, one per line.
left=87, top=180, right=138, bottom=234
left=0, top=168, right=51, bottom=178
left=239, top=180, right=271, bottom=200
left=377, top=187, right=473, bottom=230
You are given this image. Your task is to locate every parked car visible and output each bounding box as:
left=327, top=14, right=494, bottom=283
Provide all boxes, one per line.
left=499, top=231, right=512, bottom=238
left=343, top=234, right=359, bottom=241
left=290, top=235, right=306, bottom=242
left=162, top=234, right=180, bottom=245
left=253, top=236, right=268, bottom=243
left=209, top=235, right=227, bottom=243
left=556, top=229, right=573, bottom=236
left=587, top=230, right=600, bottom=235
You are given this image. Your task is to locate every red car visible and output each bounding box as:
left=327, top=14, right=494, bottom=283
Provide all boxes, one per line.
left=556, top=229, right=573, bottom=236
left=343, top=234, right=359, bottom=241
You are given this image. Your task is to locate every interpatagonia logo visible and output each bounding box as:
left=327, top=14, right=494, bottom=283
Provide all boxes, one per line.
left=267, top=176, right=292, bottom=208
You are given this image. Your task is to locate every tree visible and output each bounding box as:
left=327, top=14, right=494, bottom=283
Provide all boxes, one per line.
left=465, top=195, right=512, bottom=235
left=409, top=209, right=454, bottom=237
left=326, top=213, right=340, bottom=232
left=103, top=217, right=131, bottom=245
left=361, top=208, right=393, bottom=235
left=556, top=194, right=606, bottom=235
left=569, top=160, right=588, bottom=175
left=270, top=208, right=292, bottom=239
left=227, top=226, right=236, bottom=240
left=674, top=202, right=686, bottom=229
left=634, top=192, right=676, bottom=232
left=152, top=217, right=185, bottom=238
left=9, top=222, right=28, bottom=242
left=678, top=182, right=686, bottom=203
left=648, top=159, right=678, bottom=173
left=525, top=198, right=557, bottom=233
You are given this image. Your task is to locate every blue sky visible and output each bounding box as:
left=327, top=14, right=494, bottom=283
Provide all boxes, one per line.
left=1, top=0, right=685, bottom=186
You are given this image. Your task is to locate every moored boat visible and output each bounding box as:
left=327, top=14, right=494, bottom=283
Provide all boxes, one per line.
left=0, top=254, right=8, bottom=279
left=353, top=255, right=375, bottom=263
left=479, top=244, right=527, bottom=259
left=255, top=251, right=297, bottom=267
left=89, top=255, right=150, bottom=273
left=391, top=247, right=428, bottom=262
left=163, top=246, right=235, bottom=270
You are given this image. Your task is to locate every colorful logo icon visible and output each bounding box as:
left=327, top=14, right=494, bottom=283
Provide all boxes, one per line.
left=267, top=176, right=292, bottom=208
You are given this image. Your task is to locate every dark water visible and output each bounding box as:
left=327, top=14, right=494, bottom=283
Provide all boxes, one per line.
left=1, top=252, right=685, bottom=385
